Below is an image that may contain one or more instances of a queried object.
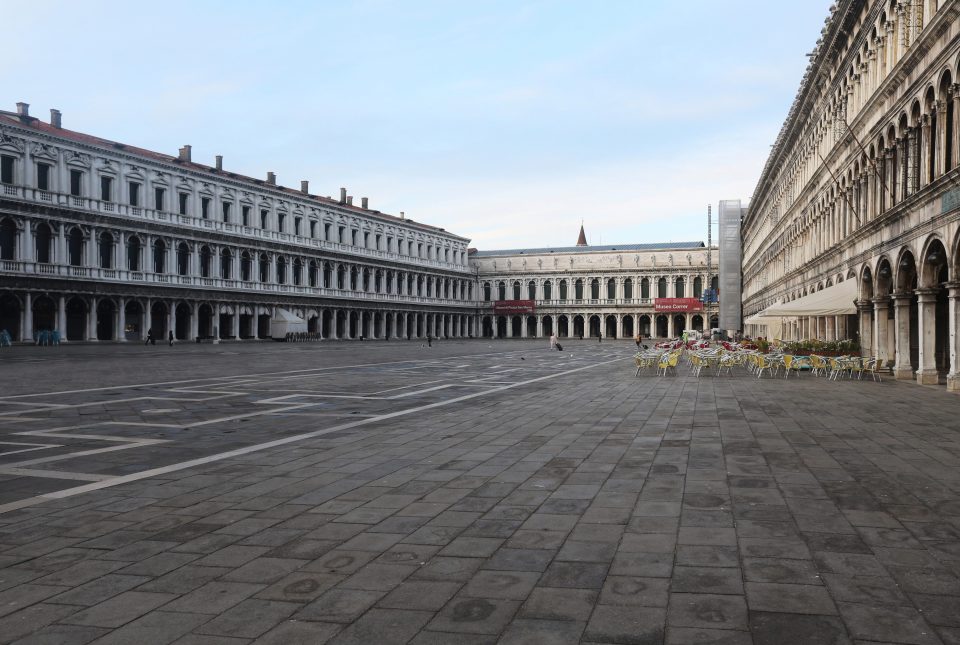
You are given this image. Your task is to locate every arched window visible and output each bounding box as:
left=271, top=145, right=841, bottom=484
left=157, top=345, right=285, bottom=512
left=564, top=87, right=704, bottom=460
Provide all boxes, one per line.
left=220, top=249, right=232, bottom=279
left=0, top=218, right=17, bottom=260
left=35, top=223, right=52, bottom=263
left=350, top=266, right=359, bottom=290
left=575, top=279, right=584, bottom=300
left=259, top=253, right=270, bottom=282
left=513, top=281, right=521, bottom=300
left=693, top=276, right=703, bottom=298
left=528, top=280, right=536, bottom=300
left=276, top=256, right=287, bottom=284
left=543, top=280, right=552, bottom=300
left=623, top=278, right=633, bottom=299
left=324, top=262, right=333, bottom=288
left=559, top=279, right=568, bottom=300
left=362, top=268, right=370, bottom=291
left=606, top=278, right=615, bottom=299
left=711, top=276, right=718, bottom=291
left=641, top=278, right=650, bottom=299
left=657, top=277, right=667, bottom=298
left=590, top=279, right=599, bottom=299
left=675, top=277, right=685, bottom=298
left=68, top=228, right=84, bottom=266
left=337, top=265, right=345, bottom=289
left=240, top=250, right=251, bottom=281
left=127, top=236, right=141, bottom=271
left=199, top=245, right=212, bottom=278
left=309, top=260, right=318, bottom=287
left=483, top=282, right=491, bottom=301
left=497, top=281, right=506, bottom=300
left=177, top=242, right=190, bottom=276
left=99, top=232, right=114, bottom=269
left=293, top=258, right=302, bottom=285
left=153, top=239, right=166, bottom=274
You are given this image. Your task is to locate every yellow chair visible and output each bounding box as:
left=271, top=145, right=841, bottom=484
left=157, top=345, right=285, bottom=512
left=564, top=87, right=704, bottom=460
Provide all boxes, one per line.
left=658, top=351, right=680, bottom=376
left=755, top=355, right=774, bottom=378
left=809, top=355, right=827, bottom=377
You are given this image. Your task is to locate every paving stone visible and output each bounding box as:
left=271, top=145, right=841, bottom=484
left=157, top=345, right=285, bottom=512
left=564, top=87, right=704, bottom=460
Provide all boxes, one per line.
left=0, top=603, right=83, bottom=643
left=426, top=596, right=520, bottom=635
left=221, top=557, right=307, bottom=584
left=671, top=567, right=743, bottom=595
left=411, top=556, right=483, bottom=582
left=749, top=611, right=852, bottom=645
left=742, top=557, right=821, bottom=585
left=666, top=627, right=753, bottom=645
left=49, top=573, right=151, bottom=606
left=598, top=575, right=669, bottom=607
left=82, top=610, right=209, bottom=645
left=163, top=581, right=263, bottom=614
left=438, top=537, right=503, bottom=558
left=249, top=619, right=341, bottom=645
left=498, top=618, right=584, bottom=645
left=62, top=590, right=178, bottom=628
left=296, top=588, right=384, bottom=623
left=461, top=570, right=540, bottom=600
left=667, top=593, right=748, bottom=630
left=583, top=605, right=665, bottom=644
left=7, top=623, right=110, bottom=645
left=378, top=580, right=463, bottom=611
left=340, top=562, right=418, bottom=591
left=195, top=599, right=300, bottom=638
left=540, top=561, right=609, bottom=589
left=519, top=587, right=597, bottom=621
left=484, top=548, right=554, bottom=572
left=836, top=602, right=941, bottom=644
left=745, top=582, right=838, bottom=615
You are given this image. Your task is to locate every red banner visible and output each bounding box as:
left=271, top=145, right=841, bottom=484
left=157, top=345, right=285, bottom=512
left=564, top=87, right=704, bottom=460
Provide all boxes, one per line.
left=493, top=300, right=536, bottom=314
left=654, top=298, right=703, bottom=312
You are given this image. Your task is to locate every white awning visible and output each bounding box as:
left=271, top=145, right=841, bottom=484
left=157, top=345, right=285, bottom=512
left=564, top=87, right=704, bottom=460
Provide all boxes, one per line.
left=764, top=279, right=857, bottom=317
left=743, top=310, right=784, bottom=338
left=272, top=308, right=305, bottom=323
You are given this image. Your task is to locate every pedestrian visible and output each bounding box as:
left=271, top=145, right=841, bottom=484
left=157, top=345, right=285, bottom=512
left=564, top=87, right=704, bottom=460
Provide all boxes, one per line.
left=427, top=333, right=433, bottom=348
left=168, top=330, right=174, bottom=346
left=635, top=332, right=642, bottom=349
left=549, top=333, right=557, bottom=350
left=145, top=328, right=153, bottom=346
left=598, top=332, right=602, bottom=343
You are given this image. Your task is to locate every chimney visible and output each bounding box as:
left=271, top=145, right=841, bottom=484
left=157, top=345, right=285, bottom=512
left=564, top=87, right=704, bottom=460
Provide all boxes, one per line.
left=400, top=211, right=405, bottom=220
left=266, top=171, right=276, bottom=185
left=346, top=196, right=353, bottom=206
left=178, top=145, right=192, bottom=162
left=49, top=109, right=62, bottom=128
left=16, top=102, right=29, bottom=117
left=215, top=155, right=223, bottom=171
left=339, top=187, right=347, bottom=204
left=361, top=197, right=368, bottom=209
left=300, top=180, right=309, bottom=194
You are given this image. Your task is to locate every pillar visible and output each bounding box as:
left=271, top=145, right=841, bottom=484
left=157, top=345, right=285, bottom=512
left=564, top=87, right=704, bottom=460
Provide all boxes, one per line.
left=87, top=297, right=98, bottom=341
left=57, top=295, right=67, bottom=341
left=857, top=301, right=872, bottom=357
left=892, top=293, right=914, bottom=380
left=873, top=298, right=890, bottom=364
left=22, top=293, right=33, bottom=342
left=935, top=101, right=947, bottom=179
left=952, top=84, right=960, bottom=176
left=920, top=114, right=932, bottom=187
left=190, top=302, right=199, bottom=340
left=825, top=316, right=836, bottom=342
left=117, top=297, right=127, bottom=342
left=915, top=288, right=940, bottom=385
left=232, top=304, right=240, bottom=339
left=946, top=283, right=960, bottom=392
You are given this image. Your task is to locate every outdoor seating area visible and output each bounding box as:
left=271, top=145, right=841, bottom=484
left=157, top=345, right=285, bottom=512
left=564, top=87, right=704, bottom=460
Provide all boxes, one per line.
left=634, top=340, right=885, bottom=382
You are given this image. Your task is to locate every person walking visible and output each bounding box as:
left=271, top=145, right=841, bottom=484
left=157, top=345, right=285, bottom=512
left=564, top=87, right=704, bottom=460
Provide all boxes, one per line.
left=168, top=330, right=174, bottom=346
left=549, top=333, right=557, bottom=350
left=635, top=332, right=642, bottom=349
left=145, top=328, right=153, bottom=346
left=598, top=332, right=602, bottom=343
left=427, top=333, right=433, bottom=348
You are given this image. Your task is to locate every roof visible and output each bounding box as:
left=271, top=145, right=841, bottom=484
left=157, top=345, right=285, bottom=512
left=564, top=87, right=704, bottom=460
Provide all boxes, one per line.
left=471, top=241, right=706, bottom=257
left=0, top=110, right=469, bottom=241
left=576, top=224, right=587, bottom=246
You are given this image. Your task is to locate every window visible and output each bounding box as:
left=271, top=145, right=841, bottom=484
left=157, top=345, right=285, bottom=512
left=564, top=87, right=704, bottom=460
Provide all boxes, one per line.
left=351, top=230, right=358, bottom=246
left=241, top=205, right=250, bottom=226
left=154, top=187, right=165, bottom=211
left=0, top=218, right=15, bottom=260
left=0, top=155, right=13, bottom=184
left=199, top=246, right=211, bottom=278
left=222, top=202, right=231, bottom=222
left=483, top=282, right=491, bottom=301
left=338, top=226, right=345, bottom=243
left=68, top=228, right=83, bottom=266
left=294, top=217, right=302, bottom=236
left=260, top=209, right=268, bottom=229
left=201, top=197, right=210, bottom=219
left=153, top=239, right=166, bottom=273
left=418, top=243, right=423, bottom=257
left=100, top=176, right=113, bottom=202
left=624, top=279, right=633, bottom=299
left=70, top=169, right=83, bottom=196
left=277, top=213, right=286, bottom=232
left=35, top=223, right=52, bottom=263
left=363, top=232, right=370, bottom=248
left=657, top=278, right=667, bottom=298
left=99, top=232, right=114, bottom=268
left=128, top=182, right=140, bottom=207
left=528, top=281, right=536, bottom=300
left=309, top=221, right=317, bottom=238
left=324, top=223, right=331, bottom=240
left=127, top=236, right=141, bottom=271
left=543, top=281, right=552, bottom=300
left=375, top=234, right=381, bottom=250
left=177, top=243, right=190, bottom=275
left=497, top=281, right=506, bottom=300
left=178, top=193, right=189, bottom=215
left=37, top=163, right=51, bottom=191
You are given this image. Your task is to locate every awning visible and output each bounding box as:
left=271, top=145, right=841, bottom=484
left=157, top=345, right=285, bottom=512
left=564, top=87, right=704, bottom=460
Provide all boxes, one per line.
left=764, top=279, right=857, bottom=317
left=272, top=308, right=305, bottom=323
left=743, top=309, right=784, bottom=338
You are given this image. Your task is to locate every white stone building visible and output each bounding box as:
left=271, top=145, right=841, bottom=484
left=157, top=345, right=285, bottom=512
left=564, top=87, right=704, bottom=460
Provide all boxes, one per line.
left=472, top=227, right=719, bottom=340
left=0, top=103, right=478, bottom=342
left=742, top=0, right=960, bottom=390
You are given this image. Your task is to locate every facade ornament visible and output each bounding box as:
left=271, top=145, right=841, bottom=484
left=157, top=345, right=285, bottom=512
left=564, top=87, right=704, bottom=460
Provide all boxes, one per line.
left=506, top=259, right=511, bottom=269
left=553, top=257, right=558, bottom=268
left=31, top=142, right=58, bottom=159
left=668, top=253, right=674, bottom=267
left=651, top=255, right=656, bottom=266
left=634, top=254, right=639, bottom=266
left=686, top=253, right=692, bottom=265
left=0, top=132, right=25, bottom=152
left=537, top=258, right=542, bottom=269
left=65, top=150, right=91, bottom=166
left=617, top=254, right=622, bottom=267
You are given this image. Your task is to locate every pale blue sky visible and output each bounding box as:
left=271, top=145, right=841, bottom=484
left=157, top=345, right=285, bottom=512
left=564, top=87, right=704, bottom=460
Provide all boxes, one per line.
left=4, top=0, right=831, bottom=249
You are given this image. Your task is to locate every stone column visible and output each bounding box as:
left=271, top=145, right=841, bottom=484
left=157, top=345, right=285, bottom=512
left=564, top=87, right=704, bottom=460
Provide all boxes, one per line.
left=232, top=305, right=240, bottom=339
left=946, top=282, right=960, bottom=392
left=892, top=292, right=914, bottom=380
left=117, top=297, right=127, bottom=342
left=952, top=85, right=960, bottom=175
left=666, top=315, right=673, bottom=339
left=87, top=297, right=98, bottom=341
left=873, top=297, right=890, bottom=363
left=935, top=101, right=947, bottom=179
left=825, top=316, right=835, bottom=342
left=190, top=302, right=199, bottom=340
left=22, top=293, right=33, bottom=342
left=915, top=288, right=940, bottom=384
left=920, top=114, right=932, bottom=187
left=170, top=303, right=177, bottom=341
left=57, top=295, right=67, bottom=341
left=857, top=301, right=872, bottom=357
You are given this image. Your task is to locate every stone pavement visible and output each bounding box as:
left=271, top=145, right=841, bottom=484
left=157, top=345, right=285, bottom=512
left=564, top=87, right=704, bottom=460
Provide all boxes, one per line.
left=0, top=339, right=959, bottom=644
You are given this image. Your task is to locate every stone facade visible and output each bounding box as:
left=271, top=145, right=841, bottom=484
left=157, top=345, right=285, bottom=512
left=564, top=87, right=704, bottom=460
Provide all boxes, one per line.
left=0, top=104, right=478, bottom=343
left=472, top=240, right=718, bottom=340
left=743, top=0, right=960, bottom=390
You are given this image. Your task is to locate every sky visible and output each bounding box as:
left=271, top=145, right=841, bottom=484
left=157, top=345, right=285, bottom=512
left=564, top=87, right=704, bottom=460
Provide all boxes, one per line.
left=3, top=0, right=832, bottom=249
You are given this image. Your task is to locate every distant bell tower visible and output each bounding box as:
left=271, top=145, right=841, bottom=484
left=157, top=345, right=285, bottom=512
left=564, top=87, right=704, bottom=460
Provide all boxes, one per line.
left=576, top=224, right=588, bottom=247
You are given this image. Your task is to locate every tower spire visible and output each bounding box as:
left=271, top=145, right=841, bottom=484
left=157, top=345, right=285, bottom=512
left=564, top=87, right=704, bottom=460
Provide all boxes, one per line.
left=576, top=223, right=587, bottom=247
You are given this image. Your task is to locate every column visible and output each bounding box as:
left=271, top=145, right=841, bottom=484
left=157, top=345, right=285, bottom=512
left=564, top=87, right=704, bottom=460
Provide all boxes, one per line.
left=857, top=301, right=872, bottom=357
left=935, top=101, right=947, bottom=179
left=58, top=295, right=67, bottom=341
left=946, top=283, right=960, bottom=392
left=915, top=288, right=940, bottom=384
left=952, top=85, right=960, bottom=176
left=117, top=297, right=127, bottom=342
left=666, top=315, right=674, bottom=339
left=892, top=293, right=914, bottom=380
left=330, top=310, right=338, bottom=339
left=873, top=298, right=890, bottom=364
left=190, top=302, right=199, bottom=340
left=87, top=297, right=98, bottom=341
left=232, top=304, right=240, bottom=339
left=22, top=293, right=33, bottom=342
left=920, top=114, right=932, bottom=187
left=143, top=298, right=152, bottom=340
left=835, top=315, right=846, bottom=341
left=825, top=316, right=835, bottom=341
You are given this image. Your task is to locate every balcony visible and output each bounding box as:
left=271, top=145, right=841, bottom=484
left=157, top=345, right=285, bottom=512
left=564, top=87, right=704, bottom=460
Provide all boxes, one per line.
left=0, top=259, right=478, bottom=308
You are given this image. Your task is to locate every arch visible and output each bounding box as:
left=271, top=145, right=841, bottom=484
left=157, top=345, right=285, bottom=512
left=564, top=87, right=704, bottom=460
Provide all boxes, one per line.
left=96, top=298, right=116, bottom=340
left=177, top=242, right=191, bottom=276
left=919, top=235, right=950, bottom=288
left=0, top=217, right=18, bottom=260
left=557, top=315, right=569, bottom=338
left=875, top=256, right=894, bottom=296
left=126, top=235, right=142, bottom=271
left=512, top=280, right=521, bottom=300
left=623, top=278, right=633, bottom=299
left=34, top=222, right=53, bottom=264
left=638, top=315, right=651, bottom=337
left=543, top=280, right=552, bottom=300
left=542, top=315, right=553, bottom=337
left=528, top=280, right=536, bottom=300
left=604, top=314, right=616, bottom=338
left=0, top=292, right=21, bottom=340
left=655, top=314, right=668, bottom=338
left=99, top=232, right=114, bottom=269
left=68, top=227, right=84, bottom=266
left=589, top=278, right=599, bottom=299
left=674, top=276, right=685, bottom=298
left=691, top=314, right=704, bottom=331
left=293, top=258, right=303, bottom=286
left=575, top=279, right=584, bottom=300
left=640, top=277, right=650, bottom=299
left=220, top=248, right=233, bottom=279
left=483, top=281, right=491, bottom=301
left=894, top=247, right=918, bottom=292
left=65, top=296, right=87, bottom=340
left=589, top=314, right=601, bottom=338
left=497, top=281, right=506, bottom=301
left=153, top=239, right=167, bottom=273
left=622, top=314, right=634, bottom=338
left=657, top=277, right=667, bottom=298
left=859, top=264, right=875, bottom=301
left=606, top=278, right=615, bottom=299
left=32, top=294, right=55, bottom=336
left=559, top=279, right=568, bottom=300
left=199, top=245, right=213, bottom=278
left=572, top=314, right=585, bottom=338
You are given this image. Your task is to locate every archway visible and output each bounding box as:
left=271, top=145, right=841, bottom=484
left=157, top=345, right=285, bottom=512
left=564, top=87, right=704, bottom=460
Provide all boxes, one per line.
left=691, top=315, right=704, bottom=332
left=638, top=315, right=651, bottom=337
left=526, top=315, right=537, bottom=337
left=919, top=239, right=950, bottom=381
left=655, top=315, right=668, bottom=338
left=258, top=312, right=271, bottom=339
left=0, top=293, right=20, bottom=340
left=150, top=302, right=168, bottom=338
left=558, top=315, right=569, bottom=338
left=65, top=297, right=87, bottom=341
left=33, top=295, right=56, bottom=336
left=218, top=306, right=233, bottom=339
left=198, top=304, right=213, bottom=338
left=542, top=315, right=553, bottom=337
left=673, top=314, right=685, bottom=337
left=622, top=315, right=634, bottom=338
left=588, top=315, right=601, bottom=338
left=349, top=311, right=359, bottom=339
left=482, top=315, right=493, bottom=338
left=96, top=299, right=116, bottom=340
left=175, top=303, right=191, bottom=340
left=511, top=316, right=522, bottom=337
left=573, top=315, right=584, bottom=338
left=496, top=316, right=507, bottom=338
left=307, top=314, right=319, bottom=334
left=604, top=315, right=616, bottom=338
left=322, top=310, right=332, bottom=338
